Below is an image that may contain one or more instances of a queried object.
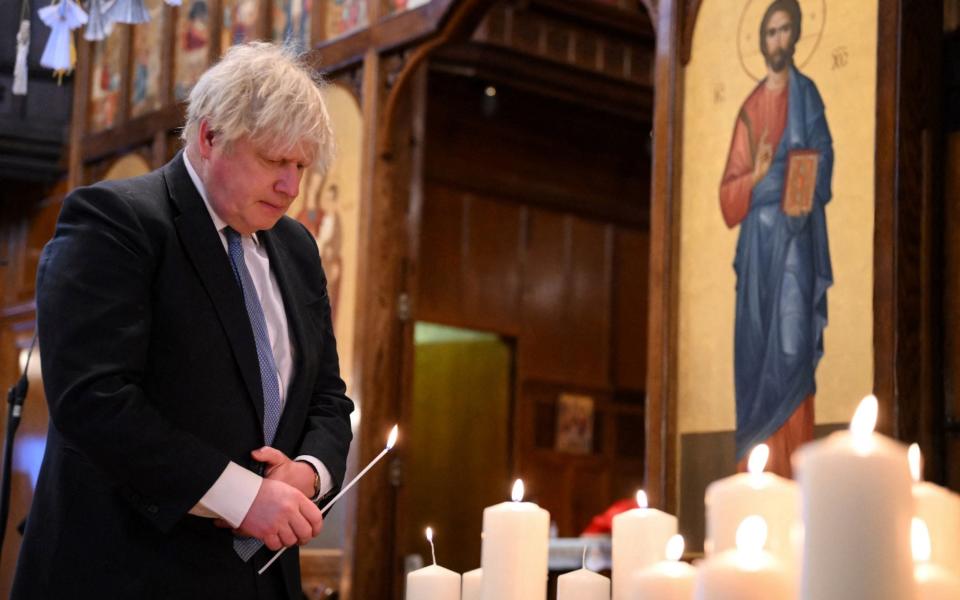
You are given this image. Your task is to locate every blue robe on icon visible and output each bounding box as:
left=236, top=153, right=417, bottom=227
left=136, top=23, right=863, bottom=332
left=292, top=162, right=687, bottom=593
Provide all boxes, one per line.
left=732, top=65, right=834, bottom=460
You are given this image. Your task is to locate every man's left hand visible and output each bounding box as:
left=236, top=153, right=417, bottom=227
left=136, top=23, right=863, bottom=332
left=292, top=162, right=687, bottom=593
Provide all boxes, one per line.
left=251, top=446, right=316, bottom=499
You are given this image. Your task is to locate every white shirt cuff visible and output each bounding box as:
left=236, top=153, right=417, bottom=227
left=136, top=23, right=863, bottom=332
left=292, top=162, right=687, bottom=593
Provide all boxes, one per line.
left=190, top=461, right=262, bottom=527
left=294, top=455, right=334, bottom=501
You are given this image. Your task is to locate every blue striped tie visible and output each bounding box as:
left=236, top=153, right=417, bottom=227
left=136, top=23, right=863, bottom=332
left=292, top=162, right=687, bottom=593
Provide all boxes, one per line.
left=225, top=227, right=283, bottom=562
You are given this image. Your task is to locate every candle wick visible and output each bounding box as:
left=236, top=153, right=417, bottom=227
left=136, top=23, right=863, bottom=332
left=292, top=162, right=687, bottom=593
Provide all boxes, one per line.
left=582, top=545, right=587, bottom=570
left=430, top=539, right=437, bottom=566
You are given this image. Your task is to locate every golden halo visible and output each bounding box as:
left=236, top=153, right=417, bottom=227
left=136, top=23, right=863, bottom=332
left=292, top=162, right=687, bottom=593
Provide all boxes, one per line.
left=737, top=0, right=827, bottom=82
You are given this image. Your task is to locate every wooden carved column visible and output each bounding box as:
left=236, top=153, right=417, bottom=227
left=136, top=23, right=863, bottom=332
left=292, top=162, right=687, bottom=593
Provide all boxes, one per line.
left=348, top=47, right=427, bottom=600
left=873, top=0, right=944, bottom=474
left=644, top=0, right=683, bottom=513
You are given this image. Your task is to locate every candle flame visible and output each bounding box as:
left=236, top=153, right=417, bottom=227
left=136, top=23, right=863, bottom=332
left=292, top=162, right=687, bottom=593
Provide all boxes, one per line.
left=425, top=526, right=433, bottom=543
left=912, top=517, right=931, bottom=563
left=850, top=395, right=878, bottom=438
left=908, top=443, right=922, bottom=483
left=511, top=479, right=524, bottom=502
left=747, top=444, right=770, bottom=475
left=386, top=425, right=399, bottom=449
left=666, top=535, right=684, bottom=562
left=735, top=516, right=768, bottom=554
left=636, top=490, right=648, bottom=509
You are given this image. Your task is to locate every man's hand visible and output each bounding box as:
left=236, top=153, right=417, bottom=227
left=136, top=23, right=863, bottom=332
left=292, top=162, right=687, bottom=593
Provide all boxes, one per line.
left=753, top=128, right=774, bottom=184
left=251, top=446, right=317, bottom=498
left=232, top=478, right=323, bottom=550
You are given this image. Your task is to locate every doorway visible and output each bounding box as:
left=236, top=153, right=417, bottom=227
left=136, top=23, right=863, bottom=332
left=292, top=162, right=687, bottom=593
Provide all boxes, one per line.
left=400, top=322, right=514, bottom=575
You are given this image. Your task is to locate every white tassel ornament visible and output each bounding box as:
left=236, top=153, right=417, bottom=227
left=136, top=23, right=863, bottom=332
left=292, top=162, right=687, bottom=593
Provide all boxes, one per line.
left=84, top=0, right=114, bottom=41
left=104, top=0, right=150, bottom=25
left=39, top=0, right=88, bottom=72
left=13, top=20, right=30, bottom=96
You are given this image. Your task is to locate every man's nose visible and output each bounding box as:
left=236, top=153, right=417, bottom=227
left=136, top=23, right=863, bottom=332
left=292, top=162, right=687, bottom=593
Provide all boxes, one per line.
left=275, top=166, right=301, bottom=198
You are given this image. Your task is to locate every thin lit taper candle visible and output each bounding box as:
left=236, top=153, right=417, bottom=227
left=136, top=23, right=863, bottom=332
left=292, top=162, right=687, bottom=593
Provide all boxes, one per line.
left=427, top=527, right=437, bottom=566
left=259, top=424, right=399, bottom=574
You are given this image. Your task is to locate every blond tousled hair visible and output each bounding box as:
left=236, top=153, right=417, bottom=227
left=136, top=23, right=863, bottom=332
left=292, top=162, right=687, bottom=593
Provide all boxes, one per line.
left=181, top=42, right=334, bottom=176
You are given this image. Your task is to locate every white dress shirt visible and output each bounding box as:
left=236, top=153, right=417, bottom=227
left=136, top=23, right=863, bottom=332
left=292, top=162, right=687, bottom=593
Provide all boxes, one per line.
left=183, top=153, right=332, bottom=527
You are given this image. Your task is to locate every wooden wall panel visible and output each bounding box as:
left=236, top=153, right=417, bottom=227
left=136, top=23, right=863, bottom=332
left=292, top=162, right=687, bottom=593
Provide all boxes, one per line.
left=461, top=193, right=524, bottom=335
left=417, top=182, right=464, bottom=324
left=564, top=218, right=613, bottom=387
left=424, top=70, right=649, bottom=228
left=519, top=210, right=569, bottom=383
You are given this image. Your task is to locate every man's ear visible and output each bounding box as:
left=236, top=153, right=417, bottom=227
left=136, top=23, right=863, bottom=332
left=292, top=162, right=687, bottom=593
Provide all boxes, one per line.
left=197, top=120, right=215, bottom=158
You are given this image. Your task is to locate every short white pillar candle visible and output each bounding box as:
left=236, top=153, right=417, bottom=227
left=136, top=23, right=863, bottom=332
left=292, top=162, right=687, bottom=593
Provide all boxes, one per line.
left=693, top=516, right=793, bottom=600
left=909, top=444, right=960, bottom=576
left=611, top=490, right=677, bottom=600
left=557, top=568, right=610, bottom=600
left=629, top=534, right=696, bottom=600
left=480, top=479, right=550, bottom=600
left=913, top=518, right=960, bottom=600
left=461, top=568, right=481, bottom=600
left=406, top=565, right=461, bottom=600
left=705, top=443, right=800, bottom=569
left=405, top=527, right=461, bottom=600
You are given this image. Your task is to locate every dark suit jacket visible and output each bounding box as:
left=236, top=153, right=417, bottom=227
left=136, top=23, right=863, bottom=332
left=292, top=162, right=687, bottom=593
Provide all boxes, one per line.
left=12, top=154, right=354, bottom=599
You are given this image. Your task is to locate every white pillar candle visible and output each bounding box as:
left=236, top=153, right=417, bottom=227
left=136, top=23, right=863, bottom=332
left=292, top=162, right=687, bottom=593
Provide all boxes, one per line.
left=406, top=565, right=462, bottom=600
left=913, top=518, right=960, bottom=600
left=461, top=568, right=481, bottom=600
left=693, top=517, right=793, bottom=600
left=705, top=444, right=800, bottom=567
left=909, top=444, right=960, bottom=575
left=629, top=534, right=696, bottom=600
left=406, top=527, right=461, bottom=600
left=611, top=490, right=677, bottom=600
left=794, top=395, right=916, bottom=600
left=915, top=564, right=960, bottom=600
left=557, top=568, right=610, bottom=600
left=480, top=479, right=550, bottom=600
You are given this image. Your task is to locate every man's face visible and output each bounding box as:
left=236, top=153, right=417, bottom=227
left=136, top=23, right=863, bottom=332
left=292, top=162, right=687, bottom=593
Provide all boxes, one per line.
left=201, top=130, right=312, bottom=234
left=763, top=10, right=794, bottom=73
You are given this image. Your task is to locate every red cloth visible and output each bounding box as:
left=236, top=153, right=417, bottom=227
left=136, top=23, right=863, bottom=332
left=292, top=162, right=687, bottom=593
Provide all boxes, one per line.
left=581, top=497, right=641, bottom=535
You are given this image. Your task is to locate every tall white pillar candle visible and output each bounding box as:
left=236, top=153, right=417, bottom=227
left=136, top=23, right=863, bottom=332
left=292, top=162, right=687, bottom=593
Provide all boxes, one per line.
left=913, top=518, right=960, bottom=600
left=629, top=535, right=696, bottom=600
left=794, top=396, right=916, bottom=600
left=909, top=444, right=960, bottom=575
left=405, top=527, right=461, bottom=600
left=461, top=568, right=481, bottom=600
left=480, top=480, right=550, bottom=600
left=557, top=568, right=610, bottom=600
left=611, top=490, right=677, bottom=600
left=705, top=444, right=799, bottom=567
left=693, top=517, right=793, bottom=600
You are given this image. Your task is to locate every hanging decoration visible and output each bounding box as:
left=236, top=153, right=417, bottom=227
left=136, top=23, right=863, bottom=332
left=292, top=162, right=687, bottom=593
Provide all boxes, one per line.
left=38, top=0, right=88, bottom=81
left=164, top=0, right=182, bottom=6
left=13, top=0, right=31, bottom=96
left=104, top=0, right=150, bottom=25
left=84, top=0, right=114, bottom=41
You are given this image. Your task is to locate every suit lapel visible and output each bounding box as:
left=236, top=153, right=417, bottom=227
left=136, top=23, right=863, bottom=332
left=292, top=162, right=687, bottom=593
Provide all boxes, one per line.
left=162, top=153, right=265, bottom=424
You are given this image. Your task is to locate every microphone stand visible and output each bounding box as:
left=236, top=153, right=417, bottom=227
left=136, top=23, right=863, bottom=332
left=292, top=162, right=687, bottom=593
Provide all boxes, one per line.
left=0, top=333, right=36, bottom=565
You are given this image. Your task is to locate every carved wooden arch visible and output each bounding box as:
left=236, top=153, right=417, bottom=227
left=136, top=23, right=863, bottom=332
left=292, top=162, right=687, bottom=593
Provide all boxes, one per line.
left=376, top=0, right=493, bottom=151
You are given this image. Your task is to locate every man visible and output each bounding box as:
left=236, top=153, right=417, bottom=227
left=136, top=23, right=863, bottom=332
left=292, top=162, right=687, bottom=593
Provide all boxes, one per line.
left=13, top=43, right=354, bottom=599
left=718, top=0, right=833, bottom=477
